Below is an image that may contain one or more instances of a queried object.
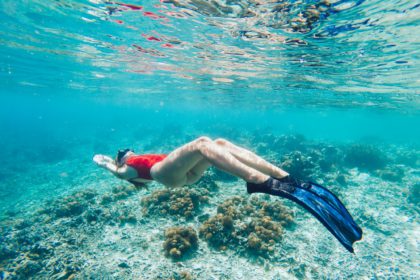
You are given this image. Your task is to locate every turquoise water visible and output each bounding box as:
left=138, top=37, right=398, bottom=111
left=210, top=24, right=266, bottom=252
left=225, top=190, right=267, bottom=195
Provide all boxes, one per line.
left=0, top=0, right=419, bottom=279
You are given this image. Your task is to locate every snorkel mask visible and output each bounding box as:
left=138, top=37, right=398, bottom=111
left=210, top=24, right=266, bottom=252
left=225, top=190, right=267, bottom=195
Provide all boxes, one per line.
left=116, top=148, right=134, bottom=167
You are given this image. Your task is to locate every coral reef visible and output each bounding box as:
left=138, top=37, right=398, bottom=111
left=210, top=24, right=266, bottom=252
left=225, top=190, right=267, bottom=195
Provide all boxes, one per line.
left=198, top=213, right=236, bottom=250
left=344, top=144, right=388, bottom=171
left=40, top=189, right=97, bottom=218
left=280, top=151, right=318, bottom=179
left=0, top=184, right=142, bottom=279
left=199, top=196, right=293, bottom=258
left=252, top=133, right=306, bottom=156
left=242, top=216, right=283, bottom=256
left=318, top=145, right=344, bottom=172
left=110, top=184, right=141, bottom=201
left=274, top=134, right=307, bottom=152
left=279, top=142, right=348, bottom=181
left=207, top=167, right=238, bottom=182
left=193, top=174, right=220, bottom=191
left=163, top=226, right=198, bottom=260
left=141, top=187, right=209, bottom=219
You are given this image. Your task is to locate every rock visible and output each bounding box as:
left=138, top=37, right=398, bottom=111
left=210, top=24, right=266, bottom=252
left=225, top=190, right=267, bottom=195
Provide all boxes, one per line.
left=118, top=262, right=130, bottom=269
left=336, top=174, right=347, bottom=185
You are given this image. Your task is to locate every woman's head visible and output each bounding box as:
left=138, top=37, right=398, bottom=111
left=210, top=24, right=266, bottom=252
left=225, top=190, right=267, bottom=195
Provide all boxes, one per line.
left=115, top=148, right=134, bottom=167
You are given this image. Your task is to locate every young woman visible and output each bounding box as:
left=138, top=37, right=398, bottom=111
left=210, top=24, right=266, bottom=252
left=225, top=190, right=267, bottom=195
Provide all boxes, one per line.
left=94, top=136, right=362, bottom=252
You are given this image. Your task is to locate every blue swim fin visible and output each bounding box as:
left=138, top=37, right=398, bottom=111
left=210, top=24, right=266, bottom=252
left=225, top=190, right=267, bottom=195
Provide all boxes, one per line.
left=301, top=181, right=363, bottom=239
left=247, top=177, right=363, bottom=253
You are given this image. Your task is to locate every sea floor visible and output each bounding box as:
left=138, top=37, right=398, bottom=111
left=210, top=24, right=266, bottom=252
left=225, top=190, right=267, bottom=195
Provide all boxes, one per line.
left=0, top=133, right=419, bottom=279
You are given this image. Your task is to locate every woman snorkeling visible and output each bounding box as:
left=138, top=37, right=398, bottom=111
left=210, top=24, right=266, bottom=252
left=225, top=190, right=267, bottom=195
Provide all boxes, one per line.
left=94, top=136, right=362, bottom=252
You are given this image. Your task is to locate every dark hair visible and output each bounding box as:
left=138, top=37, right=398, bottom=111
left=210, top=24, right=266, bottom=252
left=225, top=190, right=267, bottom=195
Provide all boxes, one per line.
left=116, top=148, right=134, bottom=166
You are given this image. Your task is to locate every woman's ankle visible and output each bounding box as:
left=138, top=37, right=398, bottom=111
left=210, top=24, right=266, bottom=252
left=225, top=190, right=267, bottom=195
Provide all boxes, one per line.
left=251, top=174, right=270, bottom=184
left=273, top=171, right=289, bottom=179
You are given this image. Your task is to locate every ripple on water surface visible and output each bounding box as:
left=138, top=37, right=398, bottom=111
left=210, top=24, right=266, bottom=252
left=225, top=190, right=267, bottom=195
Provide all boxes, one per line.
left=0, top=0, right=419, bottom=109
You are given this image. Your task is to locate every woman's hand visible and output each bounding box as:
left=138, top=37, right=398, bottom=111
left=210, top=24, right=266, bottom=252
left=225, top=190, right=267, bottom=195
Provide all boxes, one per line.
left=93, top=154, right=114, bottom=167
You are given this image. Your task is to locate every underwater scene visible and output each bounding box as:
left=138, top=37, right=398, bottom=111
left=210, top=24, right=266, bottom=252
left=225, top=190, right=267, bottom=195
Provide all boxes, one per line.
left=0, top=0, right=419, bottom=279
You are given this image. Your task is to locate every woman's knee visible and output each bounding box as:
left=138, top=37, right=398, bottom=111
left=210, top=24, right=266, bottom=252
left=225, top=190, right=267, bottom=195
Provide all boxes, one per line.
left=214, top=138, right=230, bottom=147
left=194, top=136, right=212, bottom=150
left=194, top=136, right=212, bottom=143
left=185, top=170, right=201, bottom=185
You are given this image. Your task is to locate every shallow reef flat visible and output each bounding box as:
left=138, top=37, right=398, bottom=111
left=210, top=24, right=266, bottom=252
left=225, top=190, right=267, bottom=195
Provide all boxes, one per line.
left=0, top=133, right=419, bottom=279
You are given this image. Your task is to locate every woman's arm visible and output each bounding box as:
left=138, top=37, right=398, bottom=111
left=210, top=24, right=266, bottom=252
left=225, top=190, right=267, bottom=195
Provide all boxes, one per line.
left=93, top=154, right=134, bottom=179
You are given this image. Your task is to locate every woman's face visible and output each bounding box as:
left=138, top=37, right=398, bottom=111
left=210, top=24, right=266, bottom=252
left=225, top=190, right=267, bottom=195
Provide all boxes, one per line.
left=116, top=150, right=134, bottom=167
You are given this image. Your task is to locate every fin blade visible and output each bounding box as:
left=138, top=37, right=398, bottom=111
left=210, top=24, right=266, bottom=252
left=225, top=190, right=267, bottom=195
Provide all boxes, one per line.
left=278, top=187, right=362, bottom=252
left=301, top=181, right=363, bottom=237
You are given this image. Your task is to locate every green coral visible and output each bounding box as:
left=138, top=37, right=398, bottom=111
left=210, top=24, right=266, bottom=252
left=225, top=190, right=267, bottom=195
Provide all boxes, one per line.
left=163, top=226, right=198, bottom=260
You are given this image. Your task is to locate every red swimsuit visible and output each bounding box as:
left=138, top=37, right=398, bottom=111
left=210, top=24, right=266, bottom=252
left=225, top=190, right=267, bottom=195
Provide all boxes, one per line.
left=125, top=154, right=167, bottom=180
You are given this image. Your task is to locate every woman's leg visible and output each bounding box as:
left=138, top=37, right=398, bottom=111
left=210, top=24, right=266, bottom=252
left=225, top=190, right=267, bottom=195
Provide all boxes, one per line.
left=184, top=138, right=288, bottom=184
left=214, top=138, right=289, bottom=179
left=185, top=158, right=212, bottom=185
left=151, top=137, right=207, bottom=187
left=150, top=136, right=269, bottom=187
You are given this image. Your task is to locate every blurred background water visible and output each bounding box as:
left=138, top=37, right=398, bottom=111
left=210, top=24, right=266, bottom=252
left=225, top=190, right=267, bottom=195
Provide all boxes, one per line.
left=0, top=0, right=419, bottom=279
